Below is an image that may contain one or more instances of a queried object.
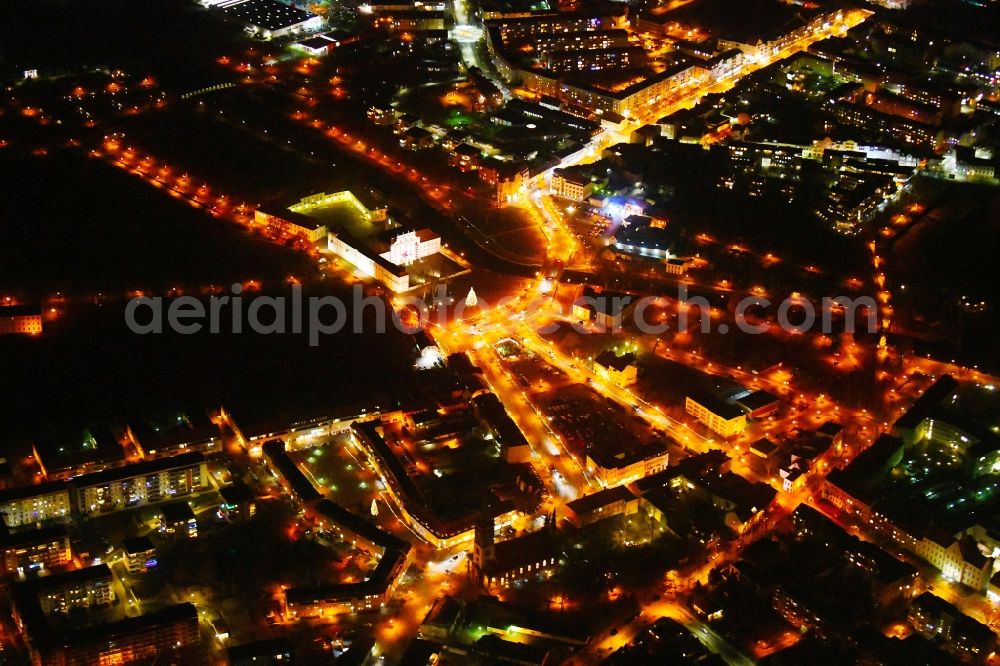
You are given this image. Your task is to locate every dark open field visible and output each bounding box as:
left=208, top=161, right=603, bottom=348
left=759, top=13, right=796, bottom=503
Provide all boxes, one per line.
left=0, top=0, right=245, bottom=89
left=0, top=151, right=414, bottom=442
left=0, top=150, right=315, bottom=298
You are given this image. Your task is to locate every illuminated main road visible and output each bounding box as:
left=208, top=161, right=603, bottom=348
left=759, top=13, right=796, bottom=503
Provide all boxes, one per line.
left=524, top=8, right=872, bottom=188
left=406, top=7, right=892, bottom=662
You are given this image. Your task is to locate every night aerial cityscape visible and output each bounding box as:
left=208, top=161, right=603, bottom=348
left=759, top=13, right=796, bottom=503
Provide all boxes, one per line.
left=1, top=0, right=999, bottom=664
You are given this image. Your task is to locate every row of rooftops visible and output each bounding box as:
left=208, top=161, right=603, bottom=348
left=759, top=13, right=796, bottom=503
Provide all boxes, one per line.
left=892, top=375, right=961, bottom=432
left=284, top=544, right=410, bottom=607
left=16, top=562, right=111, bottom=594
left=478, top=523, right=564, bottom=580
left=258, top=199, right=421, bottom=278
left=791, top=505, right=917, bottom=585
left=28, top=602, right=197, bottom=654
left=485, top=7, right=626, bottom=30
left=226, top=637, right=294, bottom=665
left=640, top=0, right=837, bottom=44
left=808, top=25, right=993, bottom=90
left=828, top=376, right=1000, bottom=539
left=64, top=450, right=204, bottom=488
left=254, top=443, right=417, bottom=612
left=256, top=204, right=326, bottom=231
left=564, top=484, right=635, bottom=517
left=505, top=98, right=601, bottom=134
left=28, top=408, right=219, bottom=479
left=587, top=436, right=669, bottom=472
left=229, top=400, right=374, bottom=443
left=612, top=217, right=677, bottom=255
left=633, top=450, right=776, bottom=521
left=32, top=424, right=125, bottom=478
left=351, top=420, right=484, bottom=539
left=727, top=508, right=919, bottom=636
left=321, top=218, right=411, bottom=278
left=911, top=591, right=996, bottom=645
left=520, top=56, right=704, bottom=102
left=0, top=521, right=68, bottom=549
left=472, top=393, right=529, bottom=450
left=0, top=451, right=207, bottom=504
left=261, top=440, right=323, bottom=503
left=488, top=5, right=775, bottom=105
left=312, top=498, right=410, bottom=553
left=416, top=595, right=586, bottom=663
left=128, top=409, right=219, bottom=452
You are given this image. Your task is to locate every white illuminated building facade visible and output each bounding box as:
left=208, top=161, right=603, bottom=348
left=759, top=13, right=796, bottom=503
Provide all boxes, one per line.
left=327, top=232, right=411, bottom=293
left=264, top=191, right=443, bottom=292
left=381, top=229, right=440, bottom=267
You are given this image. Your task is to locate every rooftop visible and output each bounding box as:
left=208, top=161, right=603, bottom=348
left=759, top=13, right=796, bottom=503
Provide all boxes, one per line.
left=72, top=451, right=205, bottom=489
left=158, top=500, right=195, bottom=523
left=0, top=304, right=42, bottom=317
left=473, top=393, right=529, bottom=450
left=17, top=563, right=111, bottom=595
left=474, top=634, right=549, bottom=665
left=0, top=480, right=69, bottom=504
left=257, top=203, right=327, bottom=231
left=826, top=434, right=904, bottom=505
left=486, top=527, right=562, bottom=575
left=262, top=439, right=323, bottom=503
left=581, top=286, right=633, bottom=317
left=659, top=0, right=827, bottom=45
left=731, top=389, right=780, bottom=413
left=130, top=409, right=219, bottom=452
left=750, top=438, right=778, bottom=456
left=285, top=544, right=409, bottom=606
left=912, top=592, right=996, bottom=643
left=588, top=437, right=669, bottom=471
left=219, top=0, right=318, bottom=32
left=227, top=637, right=294, bottom=665
left=0, top=524, right=68, bottom=548
left=613, top=222, right=676, bottom=254
left=566, top=485, right=635, bottom=516
left=122, top=535, right=155, bottom=555
left=595, top=350, right=637, bottom=373
left=687, top=391, right=746, bottom=420
left=33, top=603, right=198, bottom=651
left=312, top=498, right=410, bottom=552
left=219, top=482, right=256, bottom=506
left=34, top=424, right=126, bottom=475
left=351, top=421, right=479, bottom=538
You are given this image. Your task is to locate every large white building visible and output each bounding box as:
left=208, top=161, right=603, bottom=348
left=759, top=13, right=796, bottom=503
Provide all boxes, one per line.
left=586, top=440, right=669, bottom=487
left=380, top=229, right=440, bottom=266
left=326, top=230, right=411, bottom=292
left=281, top=191, right=441, bottom=292
left=685, top=393, right=748, bottom=438
left=551, top=169, right=594, bottom=201
left=203, top=0, right=324, bottom=39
